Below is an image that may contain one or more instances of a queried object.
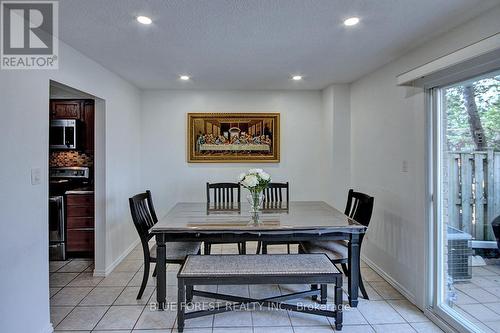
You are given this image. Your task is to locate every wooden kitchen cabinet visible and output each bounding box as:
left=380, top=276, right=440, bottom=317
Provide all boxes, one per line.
left=50, top=100, right=82, bottom=119
left=67, top=230, right=94, bottom=252
left=66, top=194, right=94, bottom=254
left=67, top=217, right=94, bottom=229
left=50, top=99, right=95, bottom=154
left=82, top=101, right=95, bottom=153
left=67, top=194, right=94, bottom=206
left=67, top=205, right=93, bottom=217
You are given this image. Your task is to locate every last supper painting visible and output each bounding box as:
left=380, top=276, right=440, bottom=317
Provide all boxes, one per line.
left=187, top=113, right=280, bottom=163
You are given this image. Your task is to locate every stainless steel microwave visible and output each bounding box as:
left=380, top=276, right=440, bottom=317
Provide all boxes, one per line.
left=50, top=119, right=79, bottom=149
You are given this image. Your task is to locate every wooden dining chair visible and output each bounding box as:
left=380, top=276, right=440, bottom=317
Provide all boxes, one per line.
left=129, top=190, right=201, bottom=299
left=300, top=189, right=374, bottom=299
left=263, top=182, right=289, bottom=210
left=204, top=182, right=246, bottom=254
left=256, top=182, right=294, bottom=254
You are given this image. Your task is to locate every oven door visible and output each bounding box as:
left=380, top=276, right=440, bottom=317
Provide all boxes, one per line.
left=50, top=119, right=77, bottom=149
left=49, top=196, right=64, bottom=242
left=49, top=196, right=66, bottom=260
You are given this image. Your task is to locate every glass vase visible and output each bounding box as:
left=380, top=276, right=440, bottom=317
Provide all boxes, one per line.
left=247, top=191, right=264, bottom=224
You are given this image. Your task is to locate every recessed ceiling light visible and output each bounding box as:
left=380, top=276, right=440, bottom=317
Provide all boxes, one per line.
left=179, top=75, right=190, bottom=81
left=343, top=17, right=360, bottom=26
left=291, top=75, right=303, bottom=81
left=136, top=16, right=152, bottom=25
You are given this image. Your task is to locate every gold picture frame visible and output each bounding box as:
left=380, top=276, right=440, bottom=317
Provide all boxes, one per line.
left=187, top=113, right=280, bottom=163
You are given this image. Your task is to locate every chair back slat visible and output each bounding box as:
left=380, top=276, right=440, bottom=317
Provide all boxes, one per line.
left=263, top=182, right=289, bottom=202
left=207, top=182, right=241, bottom=205
left=263, top=182, right=289, bottom=210
left=344, top=189, right=374, bottom=227
left=129, top=190, right=158, bottom=241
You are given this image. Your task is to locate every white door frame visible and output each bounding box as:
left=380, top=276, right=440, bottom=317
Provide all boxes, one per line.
left=425, top=85, right=487, bottom=333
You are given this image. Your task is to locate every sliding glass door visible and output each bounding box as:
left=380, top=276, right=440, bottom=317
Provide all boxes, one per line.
left=432, top=71, right=500, bottom=332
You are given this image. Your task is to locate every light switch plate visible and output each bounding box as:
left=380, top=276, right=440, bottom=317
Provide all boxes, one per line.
left=402, top=160, right=409, bottom=173
left=31, top=167, right=42, bottom=185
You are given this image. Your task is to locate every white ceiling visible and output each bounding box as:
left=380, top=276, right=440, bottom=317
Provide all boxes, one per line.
left=58, top=0, right=500, bottom=90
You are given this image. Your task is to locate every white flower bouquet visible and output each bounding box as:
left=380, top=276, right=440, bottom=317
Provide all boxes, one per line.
left=238, top=169, right=271, bottom=223
left=238, top=168, right=271, bottom=192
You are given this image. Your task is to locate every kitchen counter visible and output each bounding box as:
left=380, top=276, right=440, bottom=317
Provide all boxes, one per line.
left=65, top=187, right=94, bottom=195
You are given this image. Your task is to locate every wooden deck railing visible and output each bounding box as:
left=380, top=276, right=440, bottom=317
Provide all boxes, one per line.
left=447, top=149, right=500, bottom=244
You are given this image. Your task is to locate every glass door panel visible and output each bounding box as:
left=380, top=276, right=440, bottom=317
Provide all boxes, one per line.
left=435, top=71, right=500, bottom=332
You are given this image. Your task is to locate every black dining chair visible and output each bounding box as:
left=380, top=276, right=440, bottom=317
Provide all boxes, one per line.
left=256, top=182, right=294, bottom=254
left=300, top=189, right=374, bottom=299
left=129, top=190, right=201, bottom=299
left=204, top=182, right=246, bottom=254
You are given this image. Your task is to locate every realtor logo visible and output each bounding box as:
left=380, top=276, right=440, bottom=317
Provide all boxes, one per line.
left=1, top=1, right=58, bottom=69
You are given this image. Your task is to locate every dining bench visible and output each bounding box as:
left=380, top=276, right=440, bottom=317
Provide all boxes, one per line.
left=176, top=254, right=343, bottom=332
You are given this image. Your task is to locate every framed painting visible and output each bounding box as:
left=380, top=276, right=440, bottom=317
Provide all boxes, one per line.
left=187, top=113, right=280, bottom=163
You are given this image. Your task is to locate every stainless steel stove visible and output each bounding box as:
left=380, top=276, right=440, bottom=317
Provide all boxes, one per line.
left=49, top=167, right=91, bottom=260
left=49, top=167, right=91, bottom=195
left=50, top=166, right=90, bottom=179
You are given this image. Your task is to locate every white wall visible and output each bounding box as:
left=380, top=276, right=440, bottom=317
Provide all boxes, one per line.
left=0, top=41, right=141, bottom=333
left=140, top=90, right=331, bottom=216
left=322, top=84, right=351, bottom=209
left=350, top=5, right=500, bottom=308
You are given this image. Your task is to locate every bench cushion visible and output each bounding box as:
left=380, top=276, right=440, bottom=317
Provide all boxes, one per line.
left=150, top=242, right=201, bottom=261
left=178, top=254, right=339, bottom=278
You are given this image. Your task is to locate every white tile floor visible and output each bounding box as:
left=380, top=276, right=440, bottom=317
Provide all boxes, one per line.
left=49, top=243, right=443, bottom=332
left=450, top=262, right=500, bottom=333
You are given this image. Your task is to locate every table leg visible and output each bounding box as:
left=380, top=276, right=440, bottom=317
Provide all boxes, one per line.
left=335, top=275, right=343, bottom=330
left=178, top=279, right=185, bottom=332
left=156, top=234, right=166, bottom=310
left=348, top=233, right=360, bottom=307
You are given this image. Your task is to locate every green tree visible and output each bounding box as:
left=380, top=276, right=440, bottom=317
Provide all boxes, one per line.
left=445, top=75, right=500, bottom=151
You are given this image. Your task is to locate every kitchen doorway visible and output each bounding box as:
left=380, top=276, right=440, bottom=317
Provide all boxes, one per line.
left=48, top=80, right=106, bottom=278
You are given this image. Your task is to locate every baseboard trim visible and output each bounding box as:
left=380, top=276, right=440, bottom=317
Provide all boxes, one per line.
left=361, top=254, right=417, bottom=305
left=424, top=309, right=460, bottom=333
left=42, top=322, right=54, bottom=333
left=94, top=238, right=140, bottom=277
left=361, top=256, right=467, bottom=332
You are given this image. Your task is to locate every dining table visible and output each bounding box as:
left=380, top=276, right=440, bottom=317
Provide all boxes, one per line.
left=151, top=201, right=367, bottom=310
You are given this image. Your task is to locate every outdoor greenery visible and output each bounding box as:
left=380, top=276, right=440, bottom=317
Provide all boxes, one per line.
left=445, top=74, right=500, bottom=151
